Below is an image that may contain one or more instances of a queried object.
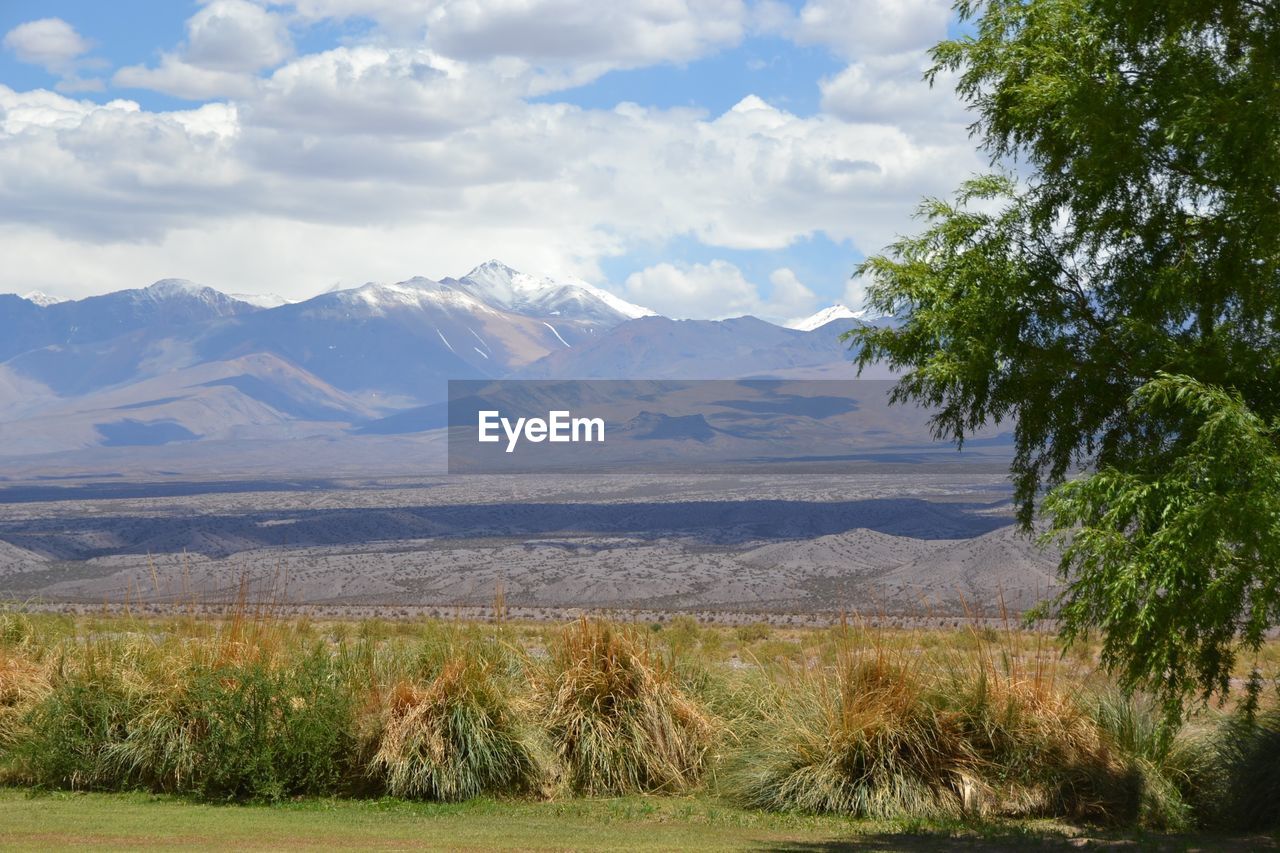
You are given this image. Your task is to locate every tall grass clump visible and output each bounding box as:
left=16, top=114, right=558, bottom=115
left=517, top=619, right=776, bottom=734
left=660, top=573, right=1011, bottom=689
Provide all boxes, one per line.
left=727, top=650, right=974, bottom=819
left=542, top=618, right=716, bottom=795
left=1086, top=688, right=1200, bottom=829
left=366, top=654, right=547, bottom=800
left=1189, top=708, right=1280, bottom=830
left=9, top=643, right=144, bottom=790
left=0, top=649, right=49, bottom=755
left=107, top=643, right=357, bottom=800
left=943, top=668, right=1131, bottom=821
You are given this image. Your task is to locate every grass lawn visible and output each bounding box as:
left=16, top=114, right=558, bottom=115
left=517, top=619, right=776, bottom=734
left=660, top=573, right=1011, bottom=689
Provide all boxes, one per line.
left=0, top=790, right=1275, bottom=852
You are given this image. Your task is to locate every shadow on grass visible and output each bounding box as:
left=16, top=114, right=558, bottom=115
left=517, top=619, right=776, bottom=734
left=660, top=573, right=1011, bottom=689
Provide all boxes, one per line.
left=758, top=830, right=1280, bottom=851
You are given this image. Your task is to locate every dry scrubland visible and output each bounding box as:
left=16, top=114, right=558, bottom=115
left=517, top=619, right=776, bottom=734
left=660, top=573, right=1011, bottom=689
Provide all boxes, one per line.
left=0, top=473, right=1059, bottom=616
left=0, top=606, right=1278, bottom=843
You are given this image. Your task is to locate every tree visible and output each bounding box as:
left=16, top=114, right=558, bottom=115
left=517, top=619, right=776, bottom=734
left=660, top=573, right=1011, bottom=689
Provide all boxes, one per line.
left=845, top=0, right=1280, bottom=717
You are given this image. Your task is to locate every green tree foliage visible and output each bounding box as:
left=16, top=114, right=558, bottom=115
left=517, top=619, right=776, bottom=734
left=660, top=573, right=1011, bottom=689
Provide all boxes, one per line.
left=1046, top=375, right=1280, bottom=718
left=846, top=0, right=1280, bottom=714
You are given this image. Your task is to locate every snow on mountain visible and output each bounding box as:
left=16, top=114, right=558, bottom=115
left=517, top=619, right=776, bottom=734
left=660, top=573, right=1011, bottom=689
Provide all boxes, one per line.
left=788, top=303, right=908, bottom=332
left=327, top=278, right=499, bottom=318
left=786, top=304, right=866, bottom=331
left=519, top=315, right=864, bottom=380
left=230, top=292, right=293, bottom=309
left=451, top=260, right=653, bottom=326
left=0, top=279, right=261, bottom=365
left=141, top=279, right=230, bottom=302
left=182, top=273, right=616, bottom=403
left=21, top=291, right=65, bottom=307
left=0, top=261, right=921, bottom=457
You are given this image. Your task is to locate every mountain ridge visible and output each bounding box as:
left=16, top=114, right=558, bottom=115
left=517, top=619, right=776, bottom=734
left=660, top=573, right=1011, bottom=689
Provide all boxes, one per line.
left=0, top=261, right=894, bottom=458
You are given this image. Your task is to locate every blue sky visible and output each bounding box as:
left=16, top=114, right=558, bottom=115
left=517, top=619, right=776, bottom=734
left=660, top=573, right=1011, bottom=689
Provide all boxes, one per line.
left=0, top=1, right=977, bottom=322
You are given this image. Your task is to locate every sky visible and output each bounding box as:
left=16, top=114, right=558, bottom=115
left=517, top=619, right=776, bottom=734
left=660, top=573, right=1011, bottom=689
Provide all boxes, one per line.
left=0, top=0, right=981, bottom=322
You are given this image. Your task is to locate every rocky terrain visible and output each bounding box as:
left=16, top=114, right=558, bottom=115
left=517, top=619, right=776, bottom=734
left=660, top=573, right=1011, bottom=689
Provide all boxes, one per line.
left=0, top=471, right=1060, bottom=618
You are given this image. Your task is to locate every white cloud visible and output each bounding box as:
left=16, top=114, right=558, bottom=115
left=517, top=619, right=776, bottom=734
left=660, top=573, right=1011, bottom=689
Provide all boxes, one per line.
left=114, top=58, right=259, bottom=101
left=0, top=75, right=981, bottom=302
left=768, top=267, right=817, bottom=316
left=423, top=0, right=746, bottom=66
left=819, top=54, right=968, bottom=139
left=285, top=0, right=747, bottom=90
left=0, top=217, right=601, bottom=303
left=3, top=18, right=104, bottom=93
left=185, top=0, right=293, bottom=72
left=0, top=2, right=985, bottom=313
left=2, top=18, right=91, bottom=71
left=113, top=1, right=292, bottom=99
left=244, top=47, right=519, bottom=136
left=52, top=75, right=106, bottom=94
left=781, top=0, right=967, bottom=142
left=623, top=260, right=761, bottom=318
left=621, top=260, right=817, bottom=321
left=842, top=272, right=870, bottom=312
left=792, top=0, right=950, bottom=58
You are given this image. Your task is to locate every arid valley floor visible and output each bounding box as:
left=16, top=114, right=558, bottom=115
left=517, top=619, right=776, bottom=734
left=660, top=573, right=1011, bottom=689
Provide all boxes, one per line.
left=0, top=467, right=1060, bottom=621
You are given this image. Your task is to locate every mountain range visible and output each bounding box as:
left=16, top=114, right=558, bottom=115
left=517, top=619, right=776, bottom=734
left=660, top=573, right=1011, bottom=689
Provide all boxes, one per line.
left=0, top=261, right=893, bottom=461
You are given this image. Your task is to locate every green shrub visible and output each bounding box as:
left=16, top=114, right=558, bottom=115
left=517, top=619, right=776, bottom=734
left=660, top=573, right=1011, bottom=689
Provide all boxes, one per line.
left=543, top=618, right=716, bottom=795
left=0, top=650, right=48, bottom=755
left=0, top=612, right=34, bottom=648
left=728, top=656, right=974, bottom=818
left=1192, top=708, right=1280, bottom=830
left=734, top=623, right=771, bottom=644
left=10, top=655, right=141, bottom=790
left=367, top=656, right=547, bottom=800
left=106, top=644, right=356, bottom=800
left=1087, top=688, right=1199, bottom=829
left=944, top=672, right=1133, bottom=822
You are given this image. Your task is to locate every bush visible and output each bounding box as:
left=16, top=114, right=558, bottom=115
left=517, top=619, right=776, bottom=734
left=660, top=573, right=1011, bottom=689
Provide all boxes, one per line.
left=543, top=618, right=716, bottom=795
left=945, top=672, right=1133, bottom=822
left=728, top=655, right=974, bottom=818
left=104, top=643, right=356, bottom=800
left=734, top=623, right=771, bottom=644
left=367, top=655, right=547, bottom=801
left=0, top=650, right=48, bottom=755
left=1192, top=708, right=1280, bottom=830
left=10, top=653, right=141, bottom=790
left=1086, top=688, right=1199, bottom=829
left=2, top=608, right=1278, bottom=830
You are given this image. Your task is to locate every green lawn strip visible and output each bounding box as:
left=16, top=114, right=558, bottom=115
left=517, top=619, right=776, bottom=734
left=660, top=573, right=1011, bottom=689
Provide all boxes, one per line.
left=2, top=790, right=1272, bottom=851
left=0, top=790, right=1038, bottom=851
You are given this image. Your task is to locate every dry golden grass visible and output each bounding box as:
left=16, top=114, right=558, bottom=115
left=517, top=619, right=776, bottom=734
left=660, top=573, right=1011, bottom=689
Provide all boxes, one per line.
left=367, top=655, right=548, bottom=801
left=543, top=618, right=717, bottom=795
left=0, top=605, right=1273, bottom=829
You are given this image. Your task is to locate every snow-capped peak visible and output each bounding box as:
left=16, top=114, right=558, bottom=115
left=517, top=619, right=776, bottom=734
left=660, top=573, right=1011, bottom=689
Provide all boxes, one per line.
left=143, top=279, right=215, bottom=299
left=457, top=260, right=653, bottom=323
left=21, top=290, right=65, bottom=307
left=230, top=292, right=293, bottom=309
left=334, top=278, right=496, bottom=317
left=546, top=275, right=655, bottom=321
left=135, top=279, right=257, bottom=312
left=786, top=304, right=868, bottom=332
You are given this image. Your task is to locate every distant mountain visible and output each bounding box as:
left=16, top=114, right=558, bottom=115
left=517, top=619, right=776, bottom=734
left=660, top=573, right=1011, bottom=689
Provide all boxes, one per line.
left=517, top=315, right=869, bottom=380
left=0, top=295, right=48, bottom=364
left=446, top=260, right=653, bottom=328
left=0, top=352, right=374, bottom=455
left=1, top=269, right=641, bottom=407
left=787, top=304, right=864, bottom=331
left=230, top=292, right=293, bottom=309
left=0, top=279, right=259, bottom=364
left=191, top=275, right=623, bottom=403
left=0, top=262, right=911, bottom=459
left=784, top=303, right=910, bottom=332
left=21, top=291, right=65, bottom=307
